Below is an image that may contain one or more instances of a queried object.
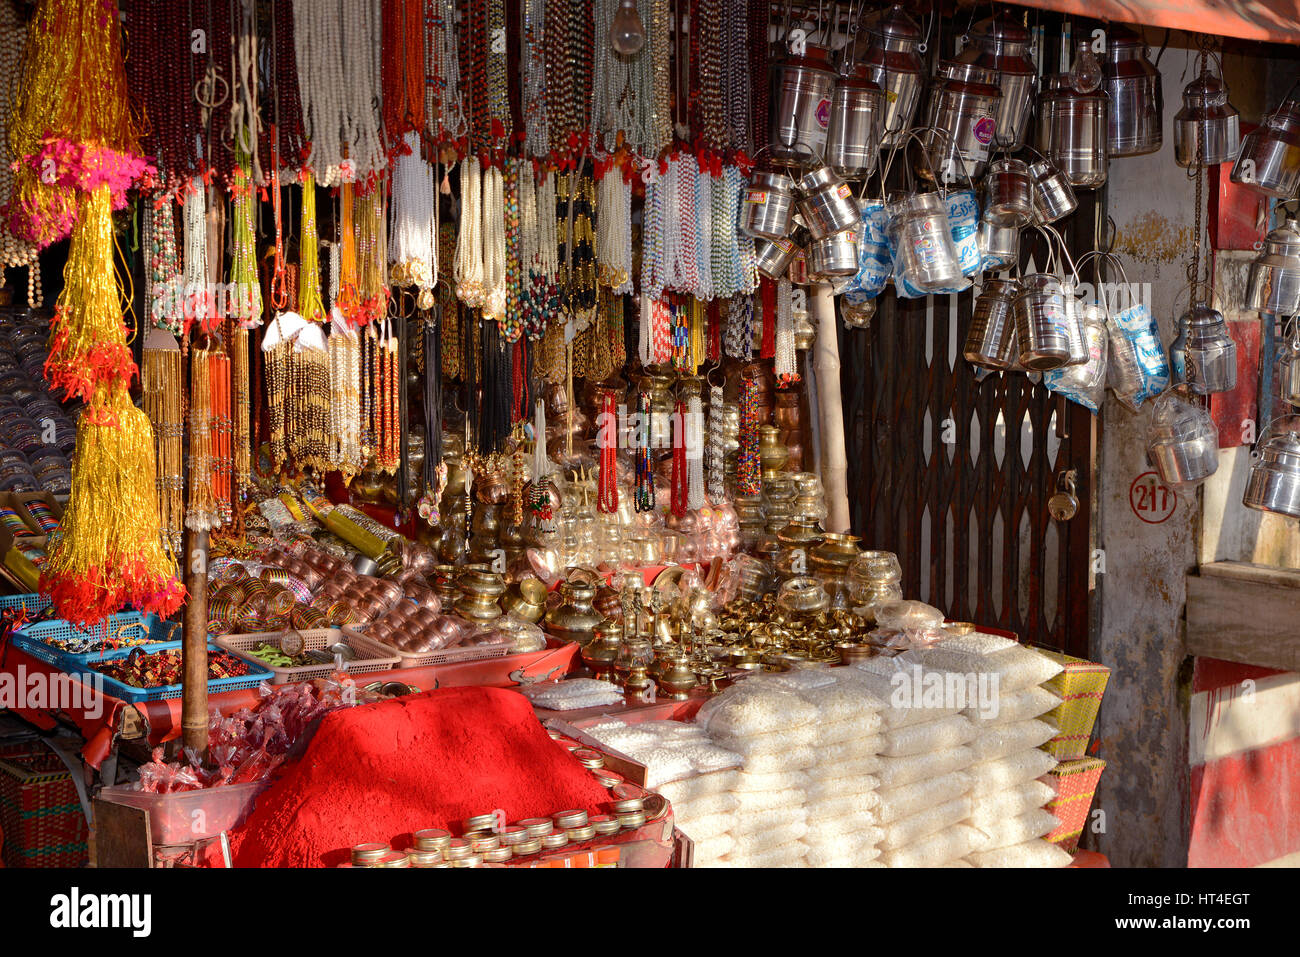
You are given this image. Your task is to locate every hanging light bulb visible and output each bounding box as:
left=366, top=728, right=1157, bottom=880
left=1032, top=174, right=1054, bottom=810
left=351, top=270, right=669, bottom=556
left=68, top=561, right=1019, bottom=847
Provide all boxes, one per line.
left=610, top=0, right=646, bottom=55
left=1069, top=38, right=1102, bottom=93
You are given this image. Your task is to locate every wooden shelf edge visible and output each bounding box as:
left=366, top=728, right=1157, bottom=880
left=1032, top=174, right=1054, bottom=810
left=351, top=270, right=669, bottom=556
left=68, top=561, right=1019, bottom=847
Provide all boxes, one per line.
left=1187, top=570, right=1300, bottom=673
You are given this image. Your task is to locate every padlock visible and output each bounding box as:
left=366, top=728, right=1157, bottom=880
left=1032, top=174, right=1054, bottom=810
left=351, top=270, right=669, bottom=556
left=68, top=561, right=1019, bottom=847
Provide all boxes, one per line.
left=1048, top=469, right=1079, bottom=522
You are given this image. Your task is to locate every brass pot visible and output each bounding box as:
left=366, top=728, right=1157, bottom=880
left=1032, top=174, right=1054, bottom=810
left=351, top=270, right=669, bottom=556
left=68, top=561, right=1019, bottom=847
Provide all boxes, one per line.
left=544, top=581, right=604, bottom=646
left=776, top=518, right=825, bottom=548
left=809, top=533, right=862, bottom=577
left=758, top=424, right=789, bottom=475
left=454, top=567, right=506, bottom=621
left=501, top=577, right=548, bottom=623
left=582, top=618, right=624, bottom=681
left=657, top=652, right=698, bottom=700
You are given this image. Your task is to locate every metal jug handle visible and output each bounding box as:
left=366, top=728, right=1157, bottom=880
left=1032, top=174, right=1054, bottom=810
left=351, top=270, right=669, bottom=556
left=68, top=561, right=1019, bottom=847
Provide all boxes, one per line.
left=1026, top=222, right=1082, bottom=287
left=909, top=124, right=976, bottom=197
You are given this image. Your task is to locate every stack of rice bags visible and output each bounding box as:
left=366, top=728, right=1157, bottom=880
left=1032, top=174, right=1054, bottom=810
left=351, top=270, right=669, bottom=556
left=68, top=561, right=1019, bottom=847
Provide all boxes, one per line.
left=693, top=679, right=818, bottom=867
left=581, top=718, right=743, bottom=865
left=767, top=670, right=886, bottom=867
left=912, top=632, right=1073, bottom=868
left=850, top=661, right=981, bottom=867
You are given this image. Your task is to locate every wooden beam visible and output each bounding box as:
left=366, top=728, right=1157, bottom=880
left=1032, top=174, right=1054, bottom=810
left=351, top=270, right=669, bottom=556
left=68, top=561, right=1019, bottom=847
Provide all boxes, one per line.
left=1187, top=564, right=1300, bottom=671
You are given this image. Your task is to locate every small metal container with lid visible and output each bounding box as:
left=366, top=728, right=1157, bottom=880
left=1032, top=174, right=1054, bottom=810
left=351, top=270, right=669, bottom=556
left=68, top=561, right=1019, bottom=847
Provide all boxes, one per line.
left=740, top=170, right=798, bottom=241
left=1244, top=422, right=1300, bottom=519
left=922, top=61, right=1002, bottom=180
left=768, top=45, right=837, bottom=166
left=462, top=813, right=498, bottom=833
left=955, top=14, right=1037, bottom=150
left=518, top=817, right=554, bottom=838
left=1014, top=274, right=1072, bottom=371
left=754, top=235, right=800, bottom=280
left=617, top=809, right=647, bottom=830
left=1246, top=217, right=1300, bottom=315
left=573, top=748, right=605, bottom=770
left=964, top=278, right=1021, bottom=370
left=500, top=825, right=529, bottom=846
left=512, top=837, right=543, bottom=857
left=858, top=4, right=925, bottom=148
left=553, top=809, right=589, bottom=829
left=351, top=842, right=390, bottom=867
left=1036, top=75, right=1109, bottom=188
left=1181, top=302, right=1237, bottom=395
left=1146, top=389, right=1219, bottom=487
left=982, top=156, right=1033, bottom=227
left=445, top=837, right=473, bottom=860
left=541, top=831, right=570, bottom=850
left=590, top=813, right=621, bottom=835
left=1029, top=158, right=1078, bottom=224
left=796, top=166, right=859, bottom=240
left=407, top=849, right=444, bottom=867
left=1102, top=26, right=1163, bottom=157
left=469, top=833, right=501, bottom=853
left=824, top=64, right=885, bottom=179
left=807, top=228, right=859, bottom=277
left=566, top=823, right=597, bottom=842
left=482, top=846, right=514, bottom=864
left=413, top=828, right=452, bottom=854
left=1174, top=69, right=1240, bottom=168
left=1232, top=94, right=1300, bottom=198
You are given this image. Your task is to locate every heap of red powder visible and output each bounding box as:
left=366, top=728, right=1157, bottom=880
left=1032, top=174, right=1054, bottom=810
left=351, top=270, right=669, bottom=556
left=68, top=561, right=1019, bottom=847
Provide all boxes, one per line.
left=228, top=686, right=613, bottom=867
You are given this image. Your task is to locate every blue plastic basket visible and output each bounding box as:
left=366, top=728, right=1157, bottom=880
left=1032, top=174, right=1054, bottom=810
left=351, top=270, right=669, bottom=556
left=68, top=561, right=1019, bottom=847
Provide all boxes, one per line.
left=8, top=612, right=158, bottom=669
left=72, top=640, right=274, bottom=704
left=0, top=593, right=51, bottom=617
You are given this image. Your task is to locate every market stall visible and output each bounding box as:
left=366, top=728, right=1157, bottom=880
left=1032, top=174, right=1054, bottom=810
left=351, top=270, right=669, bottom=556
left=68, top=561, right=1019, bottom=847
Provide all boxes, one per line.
left=0, top=0, right=1296, bottom=872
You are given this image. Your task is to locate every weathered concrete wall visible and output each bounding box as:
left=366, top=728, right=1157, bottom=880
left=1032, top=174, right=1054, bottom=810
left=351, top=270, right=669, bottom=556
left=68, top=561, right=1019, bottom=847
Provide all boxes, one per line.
left=1090, top=33, right=1201, bottom=868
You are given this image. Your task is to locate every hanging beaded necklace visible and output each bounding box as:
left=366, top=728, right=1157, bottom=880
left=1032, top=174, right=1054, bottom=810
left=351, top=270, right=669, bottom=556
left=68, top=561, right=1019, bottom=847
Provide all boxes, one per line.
left=707, top=381, right=726, bottom=502
left=736, top=369, right=762, bottom=496
left=633, top=390, right=655, bottom=512
left=382, top=0, right=426, bottom=144
left=425, top=0, right=468, bottom=152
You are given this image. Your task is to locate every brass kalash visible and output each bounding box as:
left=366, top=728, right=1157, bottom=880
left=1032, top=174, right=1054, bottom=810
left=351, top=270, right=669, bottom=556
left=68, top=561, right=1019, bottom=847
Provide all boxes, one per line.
left=709, top=584, right=870, bottom=672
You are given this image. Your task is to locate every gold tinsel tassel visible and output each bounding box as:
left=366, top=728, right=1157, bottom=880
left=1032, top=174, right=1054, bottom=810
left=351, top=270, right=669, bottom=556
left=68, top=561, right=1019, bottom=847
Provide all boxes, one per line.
left=41, top=384, right=184, bottom=625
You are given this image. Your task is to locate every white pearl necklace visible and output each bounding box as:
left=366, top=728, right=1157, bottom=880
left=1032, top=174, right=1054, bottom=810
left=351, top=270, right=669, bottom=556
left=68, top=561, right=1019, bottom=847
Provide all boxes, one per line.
left=687, top=393, right=706, bottom=511
left=389, top=132, right=437, bottom=297
left=182, top=180, right=208, bottom=324
left=596, top=169, right=633, bottom=295
left=775, top=277, right=797, bottom=383
left=481, top=164, right=508, bottom=320
left=453, top=157, right=485, bottom=308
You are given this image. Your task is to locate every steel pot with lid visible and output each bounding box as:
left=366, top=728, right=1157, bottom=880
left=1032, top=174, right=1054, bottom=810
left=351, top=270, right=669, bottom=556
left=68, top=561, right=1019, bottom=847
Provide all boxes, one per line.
left=1014, top=274, right=1072, bottom=371
left=1102, top=26, right=1162, bottom=157
left=1145, top=388, right=1219, bottom=487
left=1244, top=422, right=1300, bottom=518
left=922, top=61, right=1001, bottom=181
left=1036, top=74, right=1109, bottom=188
left=1246, top=216, right=1300, bottom=315
left=1232, top=93, right=1300, bottom=199
left=796, top=165, right=859, bottom=239
left=1181, top=302, right=1237, bottom=395
left=825, top=65, right=884, bottom=179
left=769, top=46, right=837, bottom=167
left=740, top=170, right=798, bottom=241
left=858, top=4, right=925, bottom=148
left=955, top=15, right=1036, bottom=151
left=808, top=228, right=859, bottom=277
left=754, top=234, right=800, bottom=280
left=964, top=278, right=1021, bottom=370
left=1028, top=156, right=1078, bottom=223
left=1174, top=69, right=1240, bottom=168
left=982, top=156, right=1033, bottom=227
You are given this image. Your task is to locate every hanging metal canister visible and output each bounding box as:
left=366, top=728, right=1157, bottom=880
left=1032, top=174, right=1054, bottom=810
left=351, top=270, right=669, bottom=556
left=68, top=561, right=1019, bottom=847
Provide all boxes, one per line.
left=796, top=166, right=859, bottom=239
left=982, top=156, right=1033, bottom=227
left=1028, top=158, right=1078, bottom=224
left=964, top=278, right=1020, bottom=370
left=1036, top=74, right=1109, bottom=188
left=1145, top=389, right=1219, bottom=488
left=887, top=191, right=966, bottom=294
left=1246, top=216, right=1300, bottom=315
left=1062, top=285, right=1091, bottom=367
left=808, top=229, right=859, bottom=278
left=955, top=15, right=1037, bottom=151
left=1232, top=93, right=1300, bottom=199
left=740, top=170, right=798, bottom=241
left=755, top=235, right=800, bottom=280
left=978, top=219, right=1018, bottom=270
left=1182, top=302, right=1238, bottom=395
left=1101, top=26, right=1163, bottom=157
left=1244, top=424, right=1300, bottom=519
left=824, top=64, right=885, bottom=180
left=768, top=46, right=837, bottom=168
left=1173, top=69, right=1240, bottom=168
left=1013, top=273, right=1072, bottom=371
left=859, top=4, right=925, bottom=149
left=922, top=62, right=1001, bottom=181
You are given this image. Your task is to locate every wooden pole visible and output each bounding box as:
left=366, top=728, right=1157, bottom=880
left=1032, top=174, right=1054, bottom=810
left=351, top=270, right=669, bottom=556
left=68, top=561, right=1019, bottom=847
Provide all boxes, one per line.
left=182, top=527, right=209, bottom=756
left=811, top=282, right=851, bottom=533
